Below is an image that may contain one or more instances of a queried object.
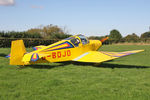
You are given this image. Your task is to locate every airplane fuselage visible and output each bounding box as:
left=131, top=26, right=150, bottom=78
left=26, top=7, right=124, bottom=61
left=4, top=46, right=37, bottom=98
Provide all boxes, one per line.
left=26, top=35, right=102, bottom=64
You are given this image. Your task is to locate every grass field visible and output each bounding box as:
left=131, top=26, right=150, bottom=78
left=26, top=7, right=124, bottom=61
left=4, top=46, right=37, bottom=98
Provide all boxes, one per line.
left=0, top=45, right=150, bottom=100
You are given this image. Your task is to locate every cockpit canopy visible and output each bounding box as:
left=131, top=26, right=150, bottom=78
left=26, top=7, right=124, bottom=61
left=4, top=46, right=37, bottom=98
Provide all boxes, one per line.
left=64, top=34, right=89, bottom=47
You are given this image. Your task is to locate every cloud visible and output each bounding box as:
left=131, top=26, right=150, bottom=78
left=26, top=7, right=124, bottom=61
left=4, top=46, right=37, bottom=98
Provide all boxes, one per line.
left=31, top=5, right=43, bottom=9
left=0, top=0, right=15, bottom=6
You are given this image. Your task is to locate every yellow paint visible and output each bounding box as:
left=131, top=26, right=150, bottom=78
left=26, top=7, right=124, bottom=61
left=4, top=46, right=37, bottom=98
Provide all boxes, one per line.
left=10, top=40, right=26, bottom=65
left=73, top=51, right=117, bottom=63
left=73, top=50, right=144, bottom=63
left=33, top=54, right=37, bottom=59
left=9, top=35, right=144, bottom=65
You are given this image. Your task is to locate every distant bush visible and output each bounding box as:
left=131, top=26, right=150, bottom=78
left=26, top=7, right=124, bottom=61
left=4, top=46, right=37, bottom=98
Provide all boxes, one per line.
left=0, top=31, right=71, bottom=40
left=0, top=38, right=59, bottom=48
left=88, top=36, right=105, bottom=40
left=140, top=32, right=150, bottom=42
left=49, top=33, right=72, bottom=39
left=124, top=33, right=140, bottom=43
left=0, top=31, right=42, bottom=38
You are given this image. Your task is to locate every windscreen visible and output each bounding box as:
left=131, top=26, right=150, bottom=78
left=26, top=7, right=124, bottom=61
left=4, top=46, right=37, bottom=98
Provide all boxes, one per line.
left=78, top=35, right=88, bottom=45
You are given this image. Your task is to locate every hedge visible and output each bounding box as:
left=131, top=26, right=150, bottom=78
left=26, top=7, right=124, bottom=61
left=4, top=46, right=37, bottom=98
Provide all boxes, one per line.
left=0, top=38, right=60, bottom=48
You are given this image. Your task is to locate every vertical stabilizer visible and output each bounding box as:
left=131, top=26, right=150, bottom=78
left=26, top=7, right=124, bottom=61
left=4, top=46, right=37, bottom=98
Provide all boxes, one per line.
left=10, top=40, right=26, bottom=65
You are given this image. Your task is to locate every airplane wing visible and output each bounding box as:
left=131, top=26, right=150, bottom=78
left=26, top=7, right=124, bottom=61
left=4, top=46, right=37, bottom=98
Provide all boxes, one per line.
left=73, top=50, right=144, bottom=63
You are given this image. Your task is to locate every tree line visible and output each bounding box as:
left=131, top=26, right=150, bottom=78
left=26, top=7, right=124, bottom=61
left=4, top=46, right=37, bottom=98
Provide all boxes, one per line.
left=89, top=29, right=150, bottom=43
left=0, top=24, right=150, bottom=44
left=0, top=24, right=71, bottom=39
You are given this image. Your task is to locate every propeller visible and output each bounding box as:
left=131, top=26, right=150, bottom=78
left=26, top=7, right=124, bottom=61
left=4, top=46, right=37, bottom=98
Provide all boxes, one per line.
left=100, top=37, right=109, bottom=43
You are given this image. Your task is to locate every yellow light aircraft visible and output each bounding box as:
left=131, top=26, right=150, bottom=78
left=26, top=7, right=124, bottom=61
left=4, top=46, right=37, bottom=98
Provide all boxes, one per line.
left=9, top=34, right=144, bottom=65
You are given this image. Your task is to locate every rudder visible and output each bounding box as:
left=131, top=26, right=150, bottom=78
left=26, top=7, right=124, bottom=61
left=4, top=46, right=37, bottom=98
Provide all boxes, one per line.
left=10, top=40, right=26, bottom=65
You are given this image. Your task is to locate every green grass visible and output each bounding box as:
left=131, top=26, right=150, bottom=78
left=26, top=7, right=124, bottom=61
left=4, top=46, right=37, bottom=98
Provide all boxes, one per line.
left=0, top=45, right=150, bottom=100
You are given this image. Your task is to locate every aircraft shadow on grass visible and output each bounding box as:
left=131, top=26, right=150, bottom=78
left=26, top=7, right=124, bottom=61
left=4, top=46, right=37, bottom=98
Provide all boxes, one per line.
left=0, top=53, right=7, bottom=57
left=23, top=62, right=71, bottom=69
left=24, top=61, right=149, bottom=69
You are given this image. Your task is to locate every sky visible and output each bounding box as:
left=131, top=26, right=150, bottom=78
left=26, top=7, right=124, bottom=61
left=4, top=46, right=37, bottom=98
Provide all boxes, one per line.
left=0, top=0, right=150, bottom=36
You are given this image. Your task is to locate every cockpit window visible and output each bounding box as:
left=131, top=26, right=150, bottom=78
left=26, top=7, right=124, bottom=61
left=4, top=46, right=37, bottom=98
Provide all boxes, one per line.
left=78, top=35, right=88, bottom=45
left=64, top=34, right=89, bottom=46
left=70, top=38, right=80, bottom=47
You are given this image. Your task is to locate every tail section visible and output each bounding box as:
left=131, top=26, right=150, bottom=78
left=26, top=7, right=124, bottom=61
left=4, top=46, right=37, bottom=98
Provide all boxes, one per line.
left=10, top=40, right=26, bottom=65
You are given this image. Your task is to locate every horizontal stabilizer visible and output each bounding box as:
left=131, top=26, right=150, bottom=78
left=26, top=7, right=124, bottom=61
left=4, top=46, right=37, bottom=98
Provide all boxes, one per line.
left=6, top=54, right=10, bottom=58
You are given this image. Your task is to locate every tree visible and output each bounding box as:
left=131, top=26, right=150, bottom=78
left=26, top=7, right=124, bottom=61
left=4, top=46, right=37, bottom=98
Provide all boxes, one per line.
left=42, top=24, right=64, bottom=38
left=124, top=33, right=140, bottom=43
left=88, top=36, right=105, bottom=40
left=0, top=24, right=70, bottom=39
left=50, top=33, right=72, bottom=39
left=27, top=28, right=42, bottom=34
left=0, top=31, right=4, bottom=37
left=27, top=28, right=43, bottom=38
left=109, top=29, right=122, bottom=43
left=27, top=24, right=69, bottom=39
left=140, top=32, right=150, bottom=42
